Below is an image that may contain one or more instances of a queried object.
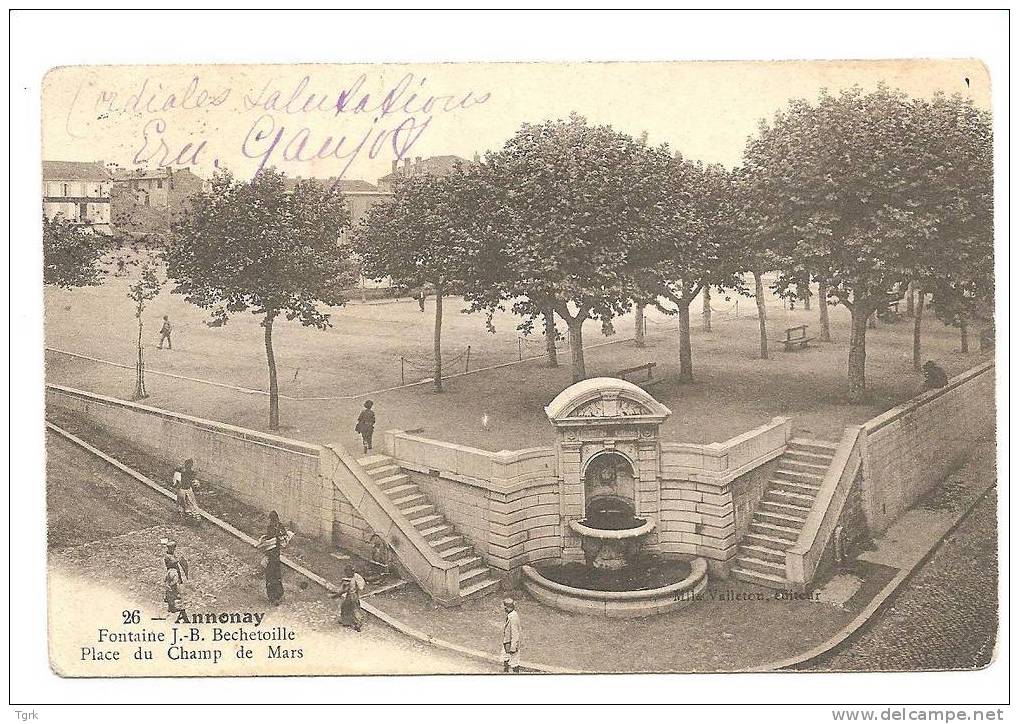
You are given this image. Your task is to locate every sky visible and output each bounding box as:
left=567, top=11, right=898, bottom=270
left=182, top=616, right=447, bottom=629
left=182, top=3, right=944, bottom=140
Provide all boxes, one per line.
left=42, top=59, right=991, bottom=185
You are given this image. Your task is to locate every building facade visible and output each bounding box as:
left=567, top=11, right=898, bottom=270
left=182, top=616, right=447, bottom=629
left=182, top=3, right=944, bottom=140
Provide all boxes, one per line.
left=42, top=160, right=114, bottom=235
left=110, top=166, right=208, bottom=241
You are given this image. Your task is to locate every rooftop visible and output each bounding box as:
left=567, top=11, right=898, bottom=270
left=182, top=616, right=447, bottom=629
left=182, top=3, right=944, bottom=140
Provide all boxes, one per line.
left=43, top=160, right=112, bottom=182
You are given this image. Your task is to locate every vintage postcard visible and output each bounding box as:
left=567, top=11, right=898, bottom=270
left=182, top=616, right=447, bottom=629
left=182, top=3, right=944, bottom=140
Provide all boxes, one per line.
left=40, top=58, right=996, bottom=679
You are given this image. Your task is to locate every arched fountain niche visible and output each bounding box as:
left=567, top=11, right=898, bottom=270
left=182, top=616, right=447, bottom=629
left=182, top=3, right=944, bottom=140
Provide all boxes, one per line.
left=522, top=377, right=709, bottom=617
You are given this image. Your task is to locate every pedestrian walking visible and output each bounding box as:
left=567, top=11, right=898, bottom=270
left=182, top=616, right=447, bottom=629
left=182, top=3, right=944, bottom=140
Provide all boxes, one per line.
left=338, top=564, right=366, bottom=631
left=162, top=539, right=189, bottom=615
left=417, top=288, right=426, bottom=312
left=172, top=459, right=203, bottom=525
left=501, top=597, right=522, bottom=673
left=256, top=511, right=293, bottom=606
left=158, top=315, right=173, bottom=349
left=355, top=400, right=376, bottom=455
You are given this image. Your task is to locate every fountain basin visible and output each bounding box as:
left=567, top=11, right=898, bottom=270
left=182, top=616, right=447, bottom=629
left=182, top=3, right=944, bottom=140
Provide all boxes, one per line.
left=522, top=556, right=709, bottom=618
left=569, top=517, right=656, bottom=570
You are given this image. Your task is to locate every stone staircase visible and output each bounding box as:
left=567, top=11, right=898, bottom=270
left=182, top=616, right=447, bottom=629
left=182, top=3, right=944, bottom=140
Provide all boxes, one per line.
left=358, top=454, right=500, bottom=601
left=730, top=438, right=837, bottom=590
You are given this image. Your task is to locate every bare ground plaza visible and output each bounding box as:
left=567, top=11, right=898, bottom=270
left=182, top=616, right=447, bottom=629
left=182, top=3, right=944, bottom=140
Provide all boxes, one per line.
left=44, top=266, right=987, bottom=451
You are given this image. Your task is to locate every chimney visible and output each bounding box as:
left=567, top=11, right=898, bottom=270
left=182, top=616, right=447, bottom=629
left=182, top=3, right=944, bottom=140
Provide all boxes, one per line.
left=391, top=159, right=398, bottom=174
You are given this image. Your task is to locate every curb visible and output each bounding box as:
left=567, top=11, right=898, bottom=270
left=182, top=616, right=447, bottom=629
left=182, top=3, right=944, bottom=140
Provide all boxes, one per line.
left=46, top=421, right=580, bottom=675
left=747, top=475, right=997, bottom=672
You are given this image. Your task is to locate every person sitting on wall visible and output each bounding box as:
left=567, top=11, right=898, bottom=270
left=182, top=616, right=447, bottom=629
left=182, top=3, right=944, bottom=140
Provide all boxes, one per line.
left=921, top=360, right=949, bottom=390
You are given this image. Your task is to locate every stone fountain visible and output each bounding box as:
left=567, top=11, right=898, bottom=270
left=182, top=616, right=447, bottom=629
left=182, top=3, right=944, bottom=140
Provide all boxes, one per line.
left=521, top=377, right=709, bottom=617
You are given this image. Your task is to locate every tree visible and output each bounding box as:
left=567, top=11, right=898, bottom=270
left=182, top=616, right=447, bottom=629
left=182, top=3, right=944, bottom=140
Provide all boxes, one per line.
left=127, top=265, right=163, bottom=399
left=641, top=154, right=743, bottom=382
left=354, top=168, right=478, bottom=392
left=165, top=169, right=355, bottom=430
left=744, top=86, right=989, bottom=401
left=43, top=215, right=108, bottom=288
left=463, top=115, right=662, bottom=383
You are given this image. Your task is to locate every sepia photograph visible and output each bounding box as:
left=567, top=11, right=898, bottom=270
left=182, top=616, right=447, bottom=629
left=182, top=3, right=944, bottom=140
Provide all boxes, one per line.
left=9, top=7, right=1009, bottom=714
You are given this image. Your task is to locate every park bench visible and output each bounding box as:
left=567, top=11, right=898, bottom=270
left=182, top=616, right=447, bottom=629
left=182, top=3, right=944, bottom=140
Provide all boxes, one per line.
left=616, top=362, right=661, bottom=388
left=781, top=325, right=813, bottom=352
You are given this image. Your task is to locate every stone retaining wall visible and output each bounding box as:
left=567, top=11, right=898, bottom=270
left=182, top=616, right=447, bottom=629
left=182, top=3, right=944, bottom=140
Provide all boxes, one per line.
left=862, top=361, right=995, bottom=533
left=46, top=384, right=337, bottom=542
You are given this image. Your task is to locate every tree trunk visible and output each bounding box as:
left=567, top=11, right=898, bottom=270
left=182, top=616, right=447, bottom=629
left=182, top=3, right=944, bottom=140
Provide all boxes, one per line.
left=634, top=303, right=645, bottom=348
left=818, top=279, right=832, bottom=342
left=566, top=317, right=586, bottom=383
left=264, top=316, right=279, bottom=430
left=906, top=281, right=915, bottom=316
left=433, top=286, right=444, bottom=392
left=848, top=305, right=869, bottom=403
left=868, top=310, right=877, bottom=329
left=753, top=271, right=768, bottom=360
left=912, top=287, right=925, bottom=372
left=677, top=299, right=694, bottom=382
left=133, top=318, right=146, bottom=399
left=702, top=288, right=712, bottom=331
left=960, top=320, right=969, bottom=353
left=544, top=308, right=559, bottom=366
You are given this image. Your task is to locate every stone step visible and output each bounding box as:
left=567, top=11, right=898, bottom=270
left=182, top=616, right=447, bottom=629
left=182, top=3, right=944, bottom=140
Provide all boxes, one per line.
left=759, top=499, right=813, bottom=516
left=455, top=554, right=483, bottom=570
left=386, top=482, right=419, bottom=498
left=460, top=577, right=500, bottom=601
left=731, top=566, right=790, bottom=590
left=781, top=459, right=830, bottom=476
left=439, top=545, right=473, bottom=562
left=376, top=474, right=411, bottom=490
left=430, top=534, right=464, bottom=552
left=368, top=463, right=402, bottom=480
left=788, top=438, right=838, bottom=456
left=744, top=532, right=796, bottom=550
left=756, top=509, right=807, bottom=527
left=775, top=468, right=825, bottom=485
left=401, top=503, right=435, bottom=519
left=784, top=449, right=835, bottom=466
left=421, top=523, right=455, bottom=540
left=765, top=489, right=816, bottom=506
left=750, top=521, right=801, bottom=541
left=393, top=493, right=426, bottom=508
left=357, top=454, right=392, bottom=470
left=770, top=478, right=821, bottom=496
left=459, top=565, right=490, bottom=587
left=409, top=513, right=444, bottom=529
left=736, top=555, right=786, bottom=577
left=740, top=544, right=786, bottom=564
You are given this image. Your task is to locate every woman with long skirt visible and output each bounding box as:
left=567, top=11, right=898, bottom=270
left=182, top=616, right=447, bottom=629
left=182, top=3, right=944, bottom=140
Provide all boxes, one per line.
left=257, top=511, right=291, bottom=605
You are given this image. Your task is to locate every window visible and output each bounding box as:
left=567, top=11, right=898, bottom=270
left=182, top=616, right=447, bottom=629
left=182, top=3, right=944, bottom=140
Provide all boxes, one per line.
left=157, top=179, right=163, bottom=189
left=80, top=203, right=88, bottom=219
left=63, top=183, right=69, bottom=196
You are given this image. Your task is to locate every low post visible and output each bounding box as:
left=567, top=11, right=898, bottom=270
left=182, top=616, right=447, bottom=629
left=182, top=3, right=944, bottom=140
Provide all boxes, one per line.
left=400, top=356, right=405, bottom=385
left=465, top=345, right=471, bottom=373
left=518, top=337, right=523, bottom=361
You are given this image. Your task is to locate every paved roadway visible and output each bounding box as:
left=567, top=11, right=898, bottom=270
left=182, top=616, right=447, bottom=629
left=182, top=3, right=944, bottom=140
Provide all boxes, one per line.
left=46, top=430, right=488, bottom=675
left=808, top=489, right=998, bottom=671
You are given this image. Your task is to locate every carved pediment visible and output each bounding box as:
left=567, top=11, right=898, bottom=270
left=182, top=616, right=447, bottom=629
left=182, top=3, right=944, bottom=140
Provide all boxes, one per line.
left=545, top=377, right=671, bottom=427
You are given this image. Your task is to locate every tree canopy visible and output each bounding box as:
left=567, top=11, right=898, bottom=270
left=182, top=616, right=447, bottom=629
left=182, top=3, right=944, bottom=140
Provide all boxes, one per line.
left=164, top=168, right=357, bottom=428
